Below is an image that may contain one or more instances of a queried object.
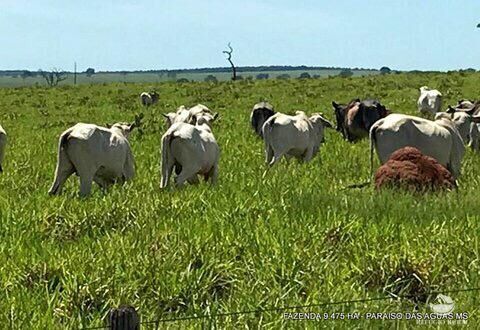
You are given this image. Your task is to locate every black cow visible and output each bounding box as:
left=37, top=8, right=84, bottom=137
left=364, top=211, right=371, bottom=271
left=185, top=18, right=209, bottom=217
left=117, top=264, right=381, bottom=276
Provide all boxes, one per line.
left=251, top=102, right=275, bottom=137
left=332, top=99, right=389, bottom=142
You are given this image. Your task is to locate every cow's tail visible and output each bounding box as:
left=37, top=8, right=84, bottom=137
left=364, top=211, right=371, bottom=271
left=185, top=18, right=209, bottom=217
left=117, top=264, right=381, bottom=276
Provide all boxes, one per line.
left=369, top=124, right=378, bottom=182
left=160, top=132, right=174, bottom=188
left=48, top=130, right=73, bottom=195
left=262, top=117, right=276, bottom=167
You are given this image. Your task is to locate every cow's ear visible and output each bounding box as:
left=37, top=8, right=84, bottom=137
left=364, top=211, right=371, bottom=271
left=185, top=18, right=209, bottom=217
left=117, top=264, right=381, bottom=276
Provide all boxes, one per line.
left=446, top=106, right=456, bottom=114
left=213, top=113, right=219, bottom=121
left=472, top=115, right=480, bottom=123
left=332, top=101, right=339, bottom=109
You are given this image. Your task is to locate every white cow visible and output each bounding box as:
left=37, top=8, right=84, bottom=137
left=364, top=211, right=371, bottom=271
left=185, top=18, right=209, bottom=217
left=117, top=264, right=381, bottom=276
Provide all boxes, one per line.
left=369, top=113, right=465, bottom=180
left=418, top=86, right=442, bottom=117
left=447, top=112, right=479, bottom=151
left=262, top=111, right=332, bottom=166
left=140, top=91, right=159, bottom=106
left=49, top=121, right=139, bottom=196
left=160, top=112, right=219, bottom=188
left=0, top=124, right=6, bottom=173
left=163, top=104, right=213, bottom=127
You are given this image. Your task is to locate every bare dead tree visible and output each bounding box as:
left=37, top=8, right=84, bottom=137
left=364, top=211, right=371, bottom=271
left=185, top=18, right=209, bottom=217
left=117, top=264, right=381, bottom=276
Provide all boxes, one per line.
left=40, top=68, right=68, bottom=87
left=223, top=42, right=237, bottom=81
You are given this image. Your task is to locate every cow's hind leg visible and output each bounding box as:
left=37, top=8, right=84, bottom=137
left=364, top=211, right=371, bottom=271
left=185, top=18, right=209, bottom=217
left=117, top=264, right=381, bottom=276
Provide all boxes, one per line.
left=204, top=164, right=219, bottom=185
left=302, top=147, right=314, bottom=163
left=265, top=145, right=274, bottom=165
left=269, top=150, right=285, bottom=167
left=175, top=167, right=197, bottom=187
left=48, top=157, right=74, bottom=195
left=187, top=175, right=200, bottom=185
left=79, top=172, right=95, bottom=197
left=94, top=175, right=114, bottom=191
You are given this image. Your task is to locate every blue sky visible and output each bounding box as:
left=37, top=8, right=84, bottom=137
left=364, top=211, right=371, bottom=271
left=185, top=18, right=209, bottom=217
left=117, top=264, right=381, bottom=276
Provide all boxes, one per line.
left=1, top=0, right=479, bottom=71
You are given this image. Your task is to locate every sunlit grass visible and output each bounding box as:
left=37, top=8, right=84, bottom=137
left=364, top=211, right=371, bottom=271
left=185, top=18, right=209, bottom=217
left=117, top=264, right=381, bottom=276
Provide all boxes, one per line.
left=0, top=72, right=479, bottom=328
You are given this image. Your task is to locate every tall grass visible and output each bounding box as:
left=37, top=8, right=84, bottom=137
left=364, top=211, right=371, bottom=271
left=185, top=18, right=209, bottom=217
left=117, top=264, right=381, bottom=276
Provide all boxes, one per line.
left=0, top=72, right=479, bottom=328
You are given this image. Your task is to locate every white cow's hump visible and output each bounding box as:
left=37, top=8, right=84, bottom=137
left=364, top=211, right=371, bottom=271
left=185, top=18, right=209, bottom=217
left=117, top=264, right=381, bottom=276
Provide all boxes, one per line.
left=378, top=114, right=448, bottom=136
left=167, top=122, right=215, bottom=142
left=69, top=123, right=111, bottom=140
left=269, top=112, right=310, bottom=131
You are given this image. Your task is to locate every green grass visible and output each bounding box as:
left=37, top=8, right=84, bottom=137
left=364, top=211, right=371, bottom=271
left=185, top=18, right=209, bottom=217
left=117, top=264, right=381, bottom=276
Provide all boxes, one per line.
left=0, top=72, right=479, bottom=329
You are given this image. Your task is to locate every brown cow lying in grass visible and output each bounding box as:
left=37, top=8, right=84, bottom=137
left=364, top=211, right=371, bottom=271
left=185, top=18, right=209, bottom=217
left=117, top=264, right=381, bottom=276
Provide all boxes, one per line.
left=374, top=146, right=455, bottom=192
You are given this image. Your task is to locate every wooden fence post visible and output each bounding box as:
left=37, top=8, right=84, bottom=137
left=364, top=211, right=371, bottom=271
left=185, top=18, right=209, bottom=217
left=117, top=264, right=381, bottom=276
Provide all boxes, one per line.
left=108, top=305, right=140, bottom=330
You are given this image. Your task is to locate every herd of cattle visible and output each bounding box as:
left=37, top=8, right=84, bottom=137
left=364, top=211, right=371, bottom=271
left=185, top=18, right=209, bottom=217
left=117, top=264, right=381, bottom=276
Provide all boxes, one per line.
left=0, top=86, right=479, bottom=196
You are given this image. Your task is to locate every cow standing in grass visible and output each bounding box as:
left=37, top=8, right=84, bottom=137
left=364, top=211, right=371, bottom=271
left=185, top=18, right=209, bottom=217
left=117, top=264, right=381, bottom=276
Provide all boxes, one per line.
left=417, top=86, right=442, bottom=117
left=0, top=124, right=6, bottom=173
left=163, top=104, right=213, bottom=127
left=370, top=113, right=465, bottom=180
left=49, top=117, right=141, bottom=197
left=262, top=111, right=332, bottom=166
left=161, top=111, right=220, bottom=188
left=250, top=102, right=275, bottom=137
left=140, top=91, right=159, bottom=106
left=332, top=99, right=389, bottom=142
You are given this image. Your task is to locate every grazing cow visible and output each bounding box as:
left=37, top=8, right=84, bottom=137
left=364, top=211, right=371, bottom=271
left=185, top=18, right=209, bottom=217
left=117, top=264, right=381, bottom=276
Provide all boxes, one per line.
left=369, top=113, right=465, bottom=180
left=447, top=111, right=479, bottom=151
left=140, top=91, right=159, bottom=106
left=0, top=124, right=6, bottom=173
left=49, top=117, right=141, bottom=197
left=332, top=99, right=389, bottom=142
left=163, top=104, right=213, bottom=127
left=262, top=111, right=332, bottom=166
left=446, top=100, right=480, bottom=116
left=417, top=86, right=442, bottom=116
left=160, top=112, right=220, bottom=188
left=251, top=102, right=275, bottom=137
left=375, top=147, right=455, bottom=192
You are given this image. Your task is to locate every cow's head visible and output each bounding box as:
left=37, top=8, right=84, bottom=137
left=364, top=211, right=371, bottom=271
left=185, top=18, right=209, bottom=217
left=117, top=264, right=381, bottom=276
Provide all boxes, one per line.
left=446, top=106, right=457, bottom=114
left=193, top=112, right=219, bottom=127
left=331, top=101, right=347, bottom=133
left=110, top=113, right=143, bottom=138
left=310, top=113, right=333, bottom=129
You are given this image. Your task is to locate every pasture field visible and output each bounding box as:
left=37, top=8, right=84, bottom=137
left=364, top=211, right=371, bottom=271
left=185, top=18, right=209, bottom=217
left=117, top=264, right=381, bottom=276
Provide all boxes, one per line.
left=0, top=72, right=479, bottom=329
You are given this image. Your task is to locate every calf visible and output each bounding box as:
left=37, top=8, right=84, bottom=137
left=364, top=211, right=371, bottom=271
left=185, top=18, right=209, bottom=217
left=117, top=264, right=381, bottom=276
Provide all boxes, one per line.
left=262, top=111, right=332, bottom=166
left=49, top=117, right=140, bottom=197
